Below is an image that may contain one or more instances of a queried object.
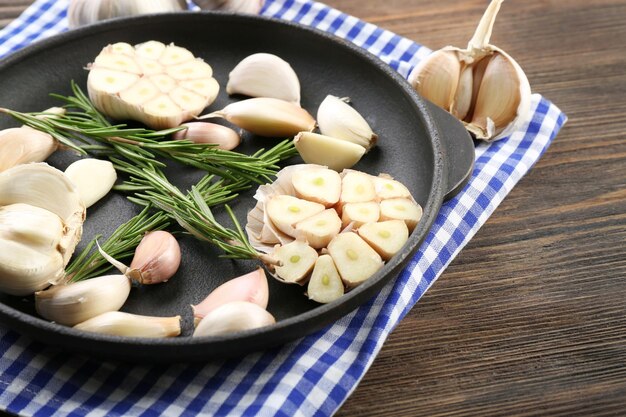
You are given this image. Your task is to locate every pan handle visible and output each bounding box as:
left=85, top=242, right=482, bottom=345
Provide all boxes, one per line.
left=424, top=100, right=475, bottom=201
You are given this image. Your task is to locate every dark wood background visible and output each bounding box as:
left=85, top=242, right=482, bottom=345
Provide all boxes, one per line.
left=1, top=1, right=625, bottom=416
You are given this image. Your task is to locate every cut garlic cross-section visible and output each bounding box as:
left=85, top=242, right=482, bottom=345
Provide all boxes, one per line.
left=87, top=41, right=219, bottom=130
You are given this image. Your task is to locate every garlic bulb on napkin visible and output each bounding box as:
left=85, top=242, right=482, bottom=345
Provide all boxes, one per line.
left=408, top=0, right=531, bottom=141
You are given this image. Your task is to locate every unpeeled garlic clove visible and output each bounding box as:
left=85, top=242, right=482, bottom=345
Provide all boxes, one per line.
left=64, top=158, right=117, bottom=208
left=99, top=230, right=181, bottom=284
left=193, top=301, right=275, bottom=337
left=199, top=97, right=315, bottom=137
left=293, top=131, right=365, bottom=171
left=0, top=127, right=59, bottom=173
left=191, top=267, right=269, bottom=325
left=35, top=274, right=131, bottom=326
left=74, top=311, right=181, bottom=337
left=227, top=53, right=300, bottom=104
left=407, top=0, right=531, bottom=141
left=172, top=122, right=241, bottom=150
left=68, top=0, right=187, bottom=28
left=317, top=95, right=377, bottom=150
left=194, top=0, right=264, bottom=13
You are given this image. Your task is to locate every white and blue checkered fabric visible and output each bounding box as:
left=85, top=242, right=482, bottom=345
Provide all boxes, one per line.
left=0, top=0, right=567, bottom=416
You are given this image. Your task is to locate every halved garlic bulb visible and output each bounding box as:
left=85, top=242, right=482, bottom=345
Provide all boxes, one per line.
left=87, top=41, right=219, bottom=129
left=35, top=274, right=131, bottom=326
left=407, top=0, right=531, bottom=141
left=0, top=163, right=85, bottom=296
left=227, top=53, right=300, bottom=104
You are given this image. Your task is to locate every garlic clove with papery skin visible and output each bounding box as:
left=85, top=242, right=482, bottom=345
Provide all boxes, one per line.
left=68, top=0, right=187, bottom=28
left=0, top=127, right=58, bottom=173
left=407, top=0, right=531, bottom=141
left=198, top=97, right=315, bottom=138
left=227, top=53, right=301, bottom=104
left=193, top=301, right=275, bottom=337
left=65, top=158, right=117, bottom=208
left=35, top=274, right=131, bottom=326
left=191, top=267, right=269, bottom=325
left=74, top=311, right=181, bottom=338
left=317, top=95, right=377, bottom=150
left=193, top=0, right=264, bottom=14
left=172, top=122, right=241, bottom=151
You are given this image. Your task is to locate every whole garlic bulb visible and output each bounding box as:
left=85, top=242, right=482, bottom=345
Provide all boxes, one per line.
left=68, top=0, right=188, bottom=28
left=193, top=0, right=264, bottom=14
left=408, top=0, right=531, bottom=141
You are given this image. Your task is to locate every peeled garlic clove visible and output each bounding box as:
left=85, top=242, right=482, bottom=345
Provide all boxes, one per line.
left=0, top=203, right=65, bottom=295
left=227, top=53, right=300, bottom=104
left=327, top=232, right=383, bottom=289
left=407, top=0, right=531, bottom=141
left=74, top=311, right=181, bottom=338
left=0, top=163, right=85, bottom=272
left=193, top=301, right=275, bottom=337
left=199, top=98, right=315, bottom=138
left=88, top=41, right=219, bottom=129
left=127, top=231, right=181, bottom=284
left=0, top=127, right=58, bottom=172
left=194, top=0, right=264, bottom=13
left=68, top=0, right=187, bottom=28
left=172, top=122, right=241, bottom=150
left=379, top=198, right=423, bottom=232
left=272, top=239, right=318, bottom=284
left=291, top=166, right=342, bottom=207
left=293, top=132, right=365, bottom=172
left=294, top=208, right=342, bottom=249
left=35, top=274, right=131, bottom=326
left=307, top=255, right=344, bottom=304
left=317, top=95, right=377, bottom=150
left=358, top=220, right=409, bottom=261
left=192, top=267, right=268, bottom=325
left=64, top=158, right=117, bottom=208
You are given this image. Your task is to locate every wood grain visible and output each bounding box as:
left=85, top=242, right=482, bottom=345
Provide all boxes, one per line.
left=1, top=1, right=625, bottom=416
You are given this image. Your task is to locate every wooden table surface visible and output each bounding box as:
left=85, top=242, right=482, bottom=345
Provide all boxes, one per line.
left=1, top=1, right=625, bottom=416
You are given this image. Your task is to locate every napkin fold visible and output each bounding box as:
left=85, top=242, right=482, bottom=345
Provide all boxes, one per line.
left=0, top=0, right=567, bottom=416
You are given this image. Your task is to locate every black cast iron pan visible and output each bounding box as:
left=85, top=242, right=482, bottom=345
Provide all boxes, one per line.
left=0, top=12, right=474, bottom=361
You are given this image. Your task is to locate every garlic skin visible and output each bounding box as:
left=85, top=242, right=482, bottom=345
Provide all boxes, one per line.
left=317, top=95, right=377, bottom=150
left=128, top=231, right=181, bottom=284
left=199, top=97, right=315, bottom=137
left=65, top=158, right=117, bottom=208
left=68, top=0, right=187, bottom=28
left=74, top=311, right=181, bottom=338
left=193, top=301, right=275, bottom=337
left=227, top=53, right=300, bottom=104
left=0, top=127, right=58, bottom=173
left=35, top=274, right=131, bottom=326
left=193, top=0, right=264, bottom=14
left=192, top=267, right=269, bottom=325
left=87, top=41, right=219, bottom=129
left=0, top=164, right=85, bottom=295
left=407, top=0, right=531, bottom=141
left=173, top=122, right=241, bottom=151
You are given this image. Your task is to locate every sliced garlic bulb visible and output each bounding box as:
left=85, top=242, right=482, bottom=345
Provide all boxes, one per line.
left=65, top=158, right=117, bottom=208
left=87, top=41, right=219, bottom=129
left=68, top=0, right=187, bottom=28
left=74, top=311, right=181, bottom=338
left=0, top=127, right=58, bottom=173
left=35, top=274, right=131, bottom=326
left=317, top=95, right=377, bottom=150
left=193, top=301, right=275, bottom=337
left=200, top=97, right=315, bottom=137
left=0, top=163, right=85, bottom=295
left=227, top=53, right=300, bottom=104
left=407, top=0, right=531, bottom=141
left=194, top=0, right=264, bottom=13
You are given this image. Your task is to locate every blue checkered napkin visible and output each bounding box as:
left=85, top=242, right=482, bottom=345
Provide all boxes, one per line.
left=0, top=0, right=567, bottom=416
